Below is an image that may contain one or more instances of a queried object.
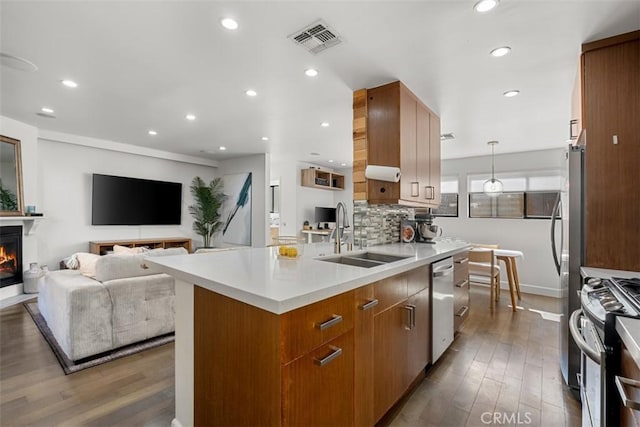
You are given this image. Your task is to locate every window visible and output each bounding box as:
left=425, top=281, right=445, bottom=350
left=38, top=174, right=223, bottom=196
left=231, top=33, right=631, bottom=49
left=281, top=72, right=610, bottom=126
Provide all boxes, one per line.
left=433, top=176, right=459, bottom=217
left=468, top=170, right=560, bottom=219
left=525, top=191, right=560, bottom=218
left=432, top=193, right=458, bottom=217
left=469, top=192, right=524, bottom=218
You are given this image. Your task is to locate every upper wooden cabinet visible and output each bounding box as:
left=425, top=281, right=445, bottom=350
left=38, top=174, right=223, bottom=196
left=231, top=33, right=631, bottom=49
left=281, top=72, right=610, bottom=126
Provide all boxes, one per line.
left=580, top=30, right=639, bottom=272
left=301, top=168, right=345, bottom=191
left=353, top=81, right=441, bottom=207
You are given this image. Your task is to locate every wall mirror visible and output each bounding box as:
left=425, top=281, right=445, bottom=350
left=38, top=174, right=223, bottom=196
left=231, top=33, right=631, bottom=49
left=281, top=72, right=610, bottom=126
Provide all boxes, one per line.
left=0, top=136, right=24, bottom=216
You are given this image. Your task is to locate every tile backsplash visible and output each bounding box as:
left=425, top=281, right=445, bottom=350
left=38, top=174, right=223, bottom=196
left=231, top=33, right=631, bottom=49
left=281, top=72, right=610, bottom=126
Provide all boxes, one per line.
left=353, top=201, right=414, bottom=247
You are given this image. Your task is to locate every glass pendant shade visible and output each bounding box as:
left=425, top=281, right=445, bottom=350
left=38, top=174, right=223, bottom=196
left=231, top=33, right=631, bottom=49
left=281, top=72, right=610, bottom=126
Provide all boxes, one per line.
left=483, top=140, right=503, bottom=197
left=483, top=177, right=503, bottom=196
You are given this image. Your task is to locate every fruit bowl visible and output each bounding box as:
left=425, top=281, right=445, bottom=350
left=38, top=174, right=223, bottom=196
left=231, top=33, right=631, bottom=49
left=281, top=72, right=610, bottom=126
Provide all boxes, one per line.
left=273, top=236, right=305, bottom=259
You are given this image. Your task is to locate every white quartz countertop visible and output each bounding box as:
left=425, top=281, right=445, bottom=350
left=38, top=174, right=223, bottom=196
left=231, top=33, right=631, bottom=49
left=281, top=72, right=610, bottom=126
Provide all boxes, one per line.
left=617, top=317, right=640, bottom=369
left=145, top=239, right=470, bottom=314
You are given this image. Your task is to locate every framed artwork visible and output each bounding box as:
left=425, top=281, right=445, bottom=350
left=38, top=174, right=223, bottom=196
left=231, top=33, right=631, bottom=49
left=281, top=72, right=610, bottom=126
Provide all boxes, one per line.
left=222, top=172, right=252, bottom=246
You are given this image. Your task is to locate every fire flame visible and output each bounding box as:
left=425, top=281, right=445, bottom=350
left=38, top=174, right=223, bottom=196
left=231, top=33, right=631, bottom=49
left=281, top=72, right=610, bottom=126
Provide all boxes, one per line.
left=0, top=246, right=17, bottom=272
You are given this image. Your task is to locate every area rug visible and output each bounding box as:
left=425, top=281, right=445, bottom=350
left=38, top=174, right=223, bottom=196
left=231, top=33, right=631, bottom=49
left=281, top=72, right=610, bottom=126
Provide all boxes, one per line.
left=24, top=302, right=174, bottom=375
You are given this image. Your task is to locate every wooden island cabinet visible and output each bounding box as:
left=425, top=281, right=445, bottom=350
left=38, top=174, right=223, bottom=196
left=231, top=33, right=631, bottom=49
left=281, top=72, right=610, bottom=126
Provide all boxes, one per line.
left=194, top=264, right=432, bottom=426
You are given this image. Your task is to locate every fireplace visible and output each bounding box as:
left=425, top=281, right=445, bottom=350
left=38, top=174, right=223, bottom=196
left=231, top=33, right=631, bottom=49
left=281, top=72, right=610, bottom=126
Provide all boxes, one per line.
left=0, top=225, right=22, bottom=288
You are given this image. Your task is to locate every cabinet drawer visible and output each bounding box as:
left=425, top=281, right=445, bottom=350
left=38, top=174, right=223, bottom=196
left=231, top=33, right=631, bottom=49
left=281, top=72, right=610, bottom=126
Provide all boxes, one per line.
left=282, top=331, right=354, bottom=427
left=281, top=291, right=354, bottom=363
left=454, top=251, right=469, bottom=286
left=407, top=264, right=429, bottom=296
left=373, top=274, right=408, bottom=315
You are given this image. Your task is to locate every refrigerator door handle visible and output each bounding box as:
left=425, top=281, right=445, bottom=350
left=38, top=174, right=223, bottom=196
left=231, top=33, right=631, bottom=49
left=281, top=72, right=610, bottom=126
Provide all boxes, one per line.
left=550, top=192, right=561, bottom=275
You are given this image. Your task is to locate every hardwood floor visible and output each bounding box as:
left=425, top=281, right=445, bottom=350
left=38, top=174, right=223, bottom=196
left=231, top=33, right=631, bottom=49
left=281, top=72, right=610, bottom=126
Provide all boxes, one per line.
left=388, top=285, right=581, bottom=427
left=0, top=286, right=580, bottom=426
left=0, top=303, right=174, bottom=426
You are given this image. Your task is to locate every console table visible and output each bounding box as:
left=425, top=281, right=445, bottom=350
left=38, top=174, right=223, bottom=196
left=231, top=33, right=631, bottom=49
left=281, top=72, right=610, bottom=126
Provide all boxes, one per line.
left=89, top=237, right=192, bottom=255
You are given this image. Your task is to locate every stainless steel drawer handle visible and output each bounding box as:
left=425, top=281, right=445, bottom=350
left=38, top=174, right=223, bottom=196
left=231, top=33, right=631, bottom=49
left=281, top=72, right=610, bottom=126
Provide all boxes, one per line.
left=313, top=346, right=342, bottom=367
left=456, top=279, right=469, bottom=288
left=402, top=305, right=416, bottom=330
left=454, top=257, right=469, bottom=264
left=456, top=306, right=469, bottom=317
left=615, top=376, right=640, bottom=410
left=315, top=314, right=343, bottom=331
left=359, top=299, right=379, bottom=311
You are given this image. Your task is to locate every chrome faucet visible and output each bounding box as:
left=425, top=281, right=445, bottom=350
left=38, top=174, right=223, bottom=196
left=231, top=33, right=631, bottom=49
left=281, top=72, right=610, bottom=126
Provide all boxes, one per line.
left=334, top=202, right=351, bottom=254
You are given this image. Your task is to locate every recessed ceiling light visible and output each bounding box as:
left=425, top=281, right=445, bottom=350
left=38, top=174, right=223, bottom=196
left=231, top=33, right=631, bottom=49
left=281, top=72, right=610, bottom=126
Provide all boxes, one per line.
left=219, top=146, right=227, bottom=151
left=341, top=163, right=347, bottom=167
left=245, top=89, right=257, bottom=97
left=261, top=136, right=269, bottom=141
left=221, top=18, right=238, bottom=30
left=61, top=79, right=78, bottom=88
left=185, top=114, right=197, bottom=121
left=320, top=122, right=330, bottom=127
left=305, top=68, right=318, bottom=77
left=503, top=90, right=520, bottom=97
left=328, top=159, right=334, bottom=163
left=41, top=107, right=54, bottom=114
left=148, top=130, right=158, bottom=136
left=490, top=46, right=511, bottom=57
left=474, top=0, right=499, bottom=13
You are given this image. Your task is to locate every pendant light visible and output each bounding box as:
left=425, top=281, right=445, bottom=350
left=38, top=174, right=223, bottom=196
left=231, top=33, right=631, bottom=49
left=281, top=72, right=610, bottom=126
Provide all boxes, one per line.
left=483, top=140, right=503, bottom=197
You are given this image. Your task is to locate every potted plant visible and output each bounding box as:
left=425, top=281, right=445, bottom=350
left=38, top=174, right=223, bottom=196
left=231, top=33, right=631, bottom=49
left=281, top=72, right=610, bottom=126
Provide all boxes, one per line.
left=189, top=177, right=226, bottom=248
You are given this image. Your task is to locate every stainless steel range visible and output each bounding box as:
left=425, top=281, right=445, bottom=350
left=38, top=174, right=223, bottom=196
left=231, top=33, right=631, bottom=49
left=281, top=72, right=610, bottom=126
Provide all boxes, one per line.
left=571, top=276, right=640, bottom=427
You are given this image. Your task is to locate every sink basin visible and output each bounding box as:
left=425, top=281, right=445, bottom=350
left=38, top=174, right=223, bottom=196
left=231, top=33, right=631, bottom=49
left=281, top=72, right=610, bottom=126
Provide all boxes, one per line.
left=318, top=252, right=411, bottom=268
left=349, top=252, right=411, bottom=263
left=320, top=256, right=383, bottom=268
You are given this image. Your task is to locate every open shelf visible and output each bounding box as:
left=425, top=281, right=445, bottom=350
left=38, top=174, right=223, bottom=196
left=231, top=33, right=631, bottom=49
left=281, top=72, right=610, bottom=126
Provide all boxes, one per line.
left=301, top=168, right=344, bottom=191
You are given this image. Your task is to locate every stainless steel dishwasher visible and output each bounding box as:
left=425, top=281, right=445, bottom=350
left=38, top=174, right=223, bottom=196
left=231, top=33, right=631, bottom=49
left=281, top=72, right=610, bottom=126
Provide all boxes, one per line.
left=432, top=257, right=454, bottom=362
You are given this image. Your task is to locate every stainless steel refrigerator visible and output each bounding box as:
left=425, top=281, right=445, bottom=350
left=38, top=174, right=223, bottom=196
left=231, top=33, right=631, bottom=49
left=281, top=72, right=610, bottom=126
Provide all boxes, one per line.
left=551, top=143, right=585, bottom=399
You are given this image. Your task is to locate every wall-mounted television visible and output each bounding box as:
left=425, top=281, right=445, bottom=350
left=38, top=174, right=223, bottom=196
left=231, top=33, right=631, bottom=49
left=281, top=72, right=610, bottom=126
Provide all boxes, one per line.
left=91, top=174, right=182, bottom=225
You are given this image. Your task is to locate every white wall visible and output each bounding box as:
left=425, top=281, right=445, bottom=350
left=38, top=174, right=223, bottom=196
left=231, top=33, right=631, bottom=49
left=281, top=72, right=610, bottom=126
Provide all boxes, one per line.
left=216, top=154, right=269, bottom=247
left=438, top=148, right=564, bottom=297
left=36, top=137, right=218, bottom=269
left=271, top=153, right=354, bottom=238
left=0, top=116, right=40, bottom=299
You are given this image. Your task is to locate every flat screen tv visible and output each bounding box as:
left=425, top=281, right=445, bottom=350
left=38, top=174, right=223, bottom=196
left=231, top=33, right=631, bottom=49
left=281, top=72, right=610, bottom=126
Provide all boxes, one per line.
left=92, top=174, right=182, bottom=225
left=315, top=207, right=336, bottom=223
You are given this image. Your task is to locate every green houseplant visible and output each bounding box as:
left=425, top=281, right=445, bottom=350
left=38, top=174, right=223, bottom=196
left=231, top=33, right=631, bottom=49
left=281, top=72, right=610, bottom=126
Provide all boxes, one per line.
left=189, top=177, right=226, bottom=248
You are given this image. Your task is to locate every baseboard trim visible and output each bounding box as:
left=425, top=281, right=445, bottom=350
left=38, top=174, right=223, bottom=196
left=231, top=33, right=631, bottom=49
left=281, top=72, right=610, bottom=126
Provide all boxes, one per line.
left=470, top=276, right=561, bottom=298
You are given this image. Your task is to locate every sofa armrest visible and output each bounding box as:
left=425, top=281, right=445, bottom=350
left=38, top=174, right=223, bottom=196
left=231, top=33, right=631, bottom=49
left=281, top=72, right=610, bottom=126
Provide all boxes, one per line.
left=38, top=270, right=114, bottom=361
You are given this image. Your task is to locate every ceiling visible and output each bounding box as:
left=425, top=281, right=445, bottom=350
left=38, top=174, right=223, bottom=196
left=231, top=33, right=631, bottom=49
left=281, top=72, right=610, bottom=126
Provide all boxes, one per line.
left=1, top=1, right=639, bottom=166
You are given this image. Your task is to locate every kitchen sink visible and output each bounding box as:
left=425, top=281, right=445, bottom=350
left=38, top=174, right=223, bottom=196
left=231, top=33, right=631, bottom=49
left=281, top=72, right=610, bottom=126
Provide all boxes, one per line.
left=318, top=252, right=411, bottom=268
left=320, top=256, right=383, bottom=268
left=349, top=252, right=410, bottom=263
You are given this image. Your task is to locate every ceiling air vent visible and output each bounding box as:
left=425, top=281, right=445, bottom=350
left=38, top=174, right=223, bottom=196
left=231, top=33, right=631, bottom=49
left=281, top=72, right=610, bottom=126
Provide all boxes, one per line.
left=288, top=20, right=342, bottom=55
left=440, top=133, right=455, bottom=141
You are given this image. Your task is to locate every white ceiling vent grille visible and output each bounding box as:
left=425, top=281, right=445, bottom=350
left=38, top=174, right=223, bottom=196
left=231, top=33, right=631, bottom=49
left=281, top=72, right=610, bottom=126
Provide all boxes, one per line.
left=288, top=20, right=342, bottom=55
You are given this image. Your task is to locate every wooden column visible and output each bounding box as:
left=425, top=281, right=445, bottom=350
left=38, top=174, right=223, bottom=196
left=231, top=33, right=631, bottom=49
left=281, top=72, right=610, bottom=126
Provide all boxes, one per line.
left=353, top=89, right=368, bottom=201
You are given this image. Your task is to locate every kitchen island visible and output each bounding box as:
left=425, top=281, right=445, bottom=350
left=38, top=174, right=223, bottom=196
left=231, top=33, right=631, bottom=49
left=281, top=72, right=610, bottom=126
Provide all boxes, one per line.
left=146, top=239, right=469, bottom=427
